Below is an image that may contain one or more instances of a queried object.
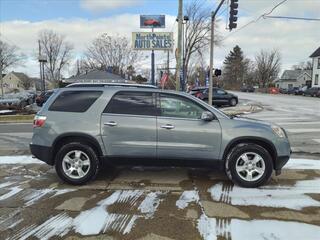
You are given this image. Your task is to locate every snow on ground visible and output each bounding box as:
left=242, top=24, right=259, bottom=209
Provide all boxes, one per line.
left=8, top=189, right=166, bottom=239
left=197, top=213, right=320, bottom=240
left=176, top=190, right=200, bottom=209
left=0, top=110, right=14, bottom=114
left=0, top=155, right=43, bottom=164
left=209, top=178, right=320, bottom=210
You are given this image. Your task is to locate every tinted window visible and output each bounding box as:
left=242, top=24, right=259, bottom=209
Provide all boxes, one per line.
left=49, top=91, right=102, bottom=112
left=160, top=94, right=205, bottom=119
left=104, top=91, right=157, bottom=116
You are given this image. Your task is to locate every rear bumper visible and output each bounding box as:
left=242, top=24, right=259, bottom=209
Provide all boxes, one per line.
left=30, top=143, right=54, bottom=165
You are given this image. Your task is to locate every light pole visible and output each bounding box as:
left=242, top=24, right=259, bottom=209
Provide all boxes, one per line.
left=182, top=15, right=189, bottom=91
left=176, top=15, right=189, bottom=91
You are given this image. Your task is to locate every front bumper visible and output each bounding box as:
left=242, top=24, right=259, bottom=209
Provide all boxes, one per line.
left=30, top=143, right=54, bottom=165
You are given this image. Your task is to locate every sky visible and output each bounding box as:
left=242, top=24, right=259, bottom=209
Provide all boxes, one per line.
left=1, top=0, right=320, bottom=78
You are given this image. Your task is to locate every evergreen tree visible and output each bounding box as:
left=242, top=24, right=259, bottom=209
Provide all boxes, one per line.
left=222, top=45, right=250, bottom=89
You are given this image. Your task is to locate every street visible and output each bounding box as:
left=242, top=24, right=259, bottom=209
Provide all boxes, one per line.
left=0, top=92, right=320, bottom=239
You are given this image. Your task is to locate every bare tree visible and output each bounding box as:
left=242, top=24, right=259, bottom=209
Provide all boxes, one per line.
left=0, top=38, right=25, bottom=96
left=84, top=33, right=140, bottom=75
left=254, top=49, right=281, bottom=88
left=292, top=60, right=312, bottom=70
left=19, top=76, right=34, bottom=90
left=38, top=30, right=73, bottom=84
left=183, top=0, right=221, bottom=81
left=0, top=39, right=24, bottom=72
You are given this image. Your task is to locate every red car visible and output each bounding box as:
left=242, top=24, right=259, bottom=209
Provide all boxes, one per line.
left=144, top=19, right=160, bottom=26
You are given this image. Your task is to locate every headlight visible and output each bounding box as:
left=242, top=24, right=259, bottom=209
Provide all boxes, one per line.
left=272, top=125, right=286, bottom=138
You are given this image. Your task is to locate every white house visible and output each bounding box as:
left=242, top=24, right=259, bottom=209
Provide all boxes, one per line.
left=310, top=46, right=320, bottom=87
left=275, top=69, right=312, bottom=89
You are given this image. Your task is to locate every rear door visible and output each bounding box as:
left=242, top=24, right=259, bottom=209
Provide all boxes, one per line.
left=101, top=91, right=157, bottom=158
left=213, top=89, right=229, bottom=105
left=157, top=93, right=222, bottom=160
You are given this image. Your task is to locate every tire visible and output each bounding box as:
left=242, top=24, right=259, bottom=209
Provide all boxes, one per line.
left=229, top=98, right=237, bottom=107
left=225, top=144, right=273, bottom=188
left=55, top=142, right=100, bottom=185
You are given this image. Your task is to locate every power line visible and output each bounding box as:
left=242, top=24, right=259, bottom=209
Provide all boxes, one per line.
left=263, top=16, right=320, bottom=21
left=219, top=0, right=288, bottom=41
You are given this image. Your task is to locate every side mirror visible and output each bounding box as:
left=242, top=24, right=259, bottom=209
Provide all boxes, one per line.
left=201, top=111, right=214, bottom=121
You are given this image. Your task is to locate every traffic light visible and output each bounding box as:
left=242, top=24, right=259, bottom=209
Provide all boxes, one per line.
left=229, top=0, right=238, bottom=30
left=214, top=69, right=222, bottom=77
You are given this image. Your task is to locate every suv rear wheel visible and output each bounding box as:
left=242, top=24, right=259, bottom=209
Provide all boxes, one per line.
left=225, top=144, right=273, bottom=188
left=55, top=142, right=100, bottom=185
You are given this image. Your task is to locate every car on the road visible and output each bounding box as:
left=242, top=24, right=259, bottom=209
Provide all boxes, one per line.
left=303, top=87, right=320, bottom=97
left=190, top=87, right=238, bottom=106
left=240, top=85, right=255, bottom=92
left=30, top=84, right=291, bottom=188
left=35, top=90, right=55, bottom=107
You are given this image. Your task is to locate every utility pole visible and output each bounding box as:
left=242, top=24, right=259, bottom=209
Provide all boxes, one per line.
left=0, top=64, right=3, bottom=98
left=208, top=0, right=225, bottom=105
left=38, top=40, right=47, bottom=92
left=176, top=0, right=183, bottom=91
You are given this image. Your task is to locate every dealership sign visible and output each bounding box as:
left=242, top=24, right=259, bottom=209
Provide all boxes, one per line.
left=132, top=32, right=173, bottom=50
left=140, top=15, right=165, bottom=28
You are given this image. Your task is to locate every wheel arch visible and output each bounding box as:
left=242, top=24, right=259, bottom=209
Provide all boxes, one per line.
left=223, top=136, right=277, bottom=168
left=52, top=133, right=103, bottom=164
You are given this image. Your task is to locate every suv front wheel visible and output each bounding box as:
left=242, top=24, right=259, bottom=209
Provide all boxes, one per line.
left=55, top=142, right=100, bottom=185
left=225, top=144, right=273, bottom=188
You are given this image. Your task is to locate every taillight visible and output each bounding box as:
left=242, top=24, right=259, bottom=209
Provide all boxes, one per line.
left=33, top=115, right=47, bottom=128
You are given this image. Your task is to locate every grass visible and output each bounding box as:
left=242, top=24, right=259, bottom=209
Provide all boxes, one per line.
left=0, top=114, right=34, bottom=123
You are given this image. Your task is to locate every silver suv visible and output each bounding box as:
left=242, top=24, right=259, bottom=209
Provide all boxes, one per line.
left=30, top=84, right=291, bottom=188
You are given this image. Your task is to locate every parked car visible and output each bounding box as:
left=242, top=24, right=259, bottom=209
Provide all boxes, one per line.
left=294, top=86, right=308, bottom=95
left=240, top=85, right=255, bottom=92
left=190, top=87, right=238, bottom=106
left=303, top=87, right=320, bottom=97
left=279, top=88, right=288, bottom=94
left=30, top=84, right=291, bottom=188
left=286, top=87, right=298, bottom=95
left=316, top=90, right=320, bottom=98
left=0, top=92, right=31, bottom=108
left=35, top=90, right=56, bottom=107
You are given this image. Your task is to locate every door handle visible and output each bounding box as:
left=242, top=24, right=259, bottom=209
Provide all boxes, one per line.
left=160, top=124, right=175, bottom=129
left=104, top=121, right=117, bottom=127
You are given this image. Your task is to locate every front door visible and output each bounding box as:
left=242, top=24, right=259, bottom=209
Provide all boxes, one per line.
left=101, top=91, right=157, bottom=158
left=157, top=93, right=222, bottom=160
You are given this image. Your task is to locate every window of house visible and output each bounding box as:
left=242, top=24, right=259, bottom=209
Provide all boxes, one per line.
left=318, top=58, right=320, bottom=69
left=315, top=74, right=319, bottom=85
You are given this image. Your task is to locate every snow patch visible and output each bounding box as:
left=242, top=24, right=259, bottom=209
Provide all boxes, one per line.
left=0, top=186, right=23, bottom=201
left=209, top=178, right=320, bottom=210
left=138, top=191, right=163, bottom=218
left=197, top=214, right=320, bottom=240
left=285, top=158, right=320, bottom=170
left=13, top=213, right=73, bottom=240
left=0, top=110, right=13, bottom=114
left=0, top=155, right=43, bottom=164
left=176, top=190, right=200, bottom=209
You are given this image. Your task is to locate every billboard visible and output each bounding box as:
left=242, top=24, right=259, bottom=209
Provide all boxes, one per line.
left=132, top=32, right=173, bottom=50
left=140, top=15, right=165, bottom=28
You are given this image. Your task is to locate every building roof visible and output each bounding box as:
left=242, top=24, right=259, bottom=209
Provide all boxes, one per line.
left=310, top=46, right=320, bottom=58
left=6, top=71, right=30, bottom=81
left=280, top=70, right=302, bottom=80
left=66, top=70, right=126, bottom=83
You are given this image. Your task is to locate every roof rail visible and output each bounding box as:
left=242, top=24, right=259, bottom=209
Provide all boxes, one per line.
left=66, top=83, right=158, bottom=89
